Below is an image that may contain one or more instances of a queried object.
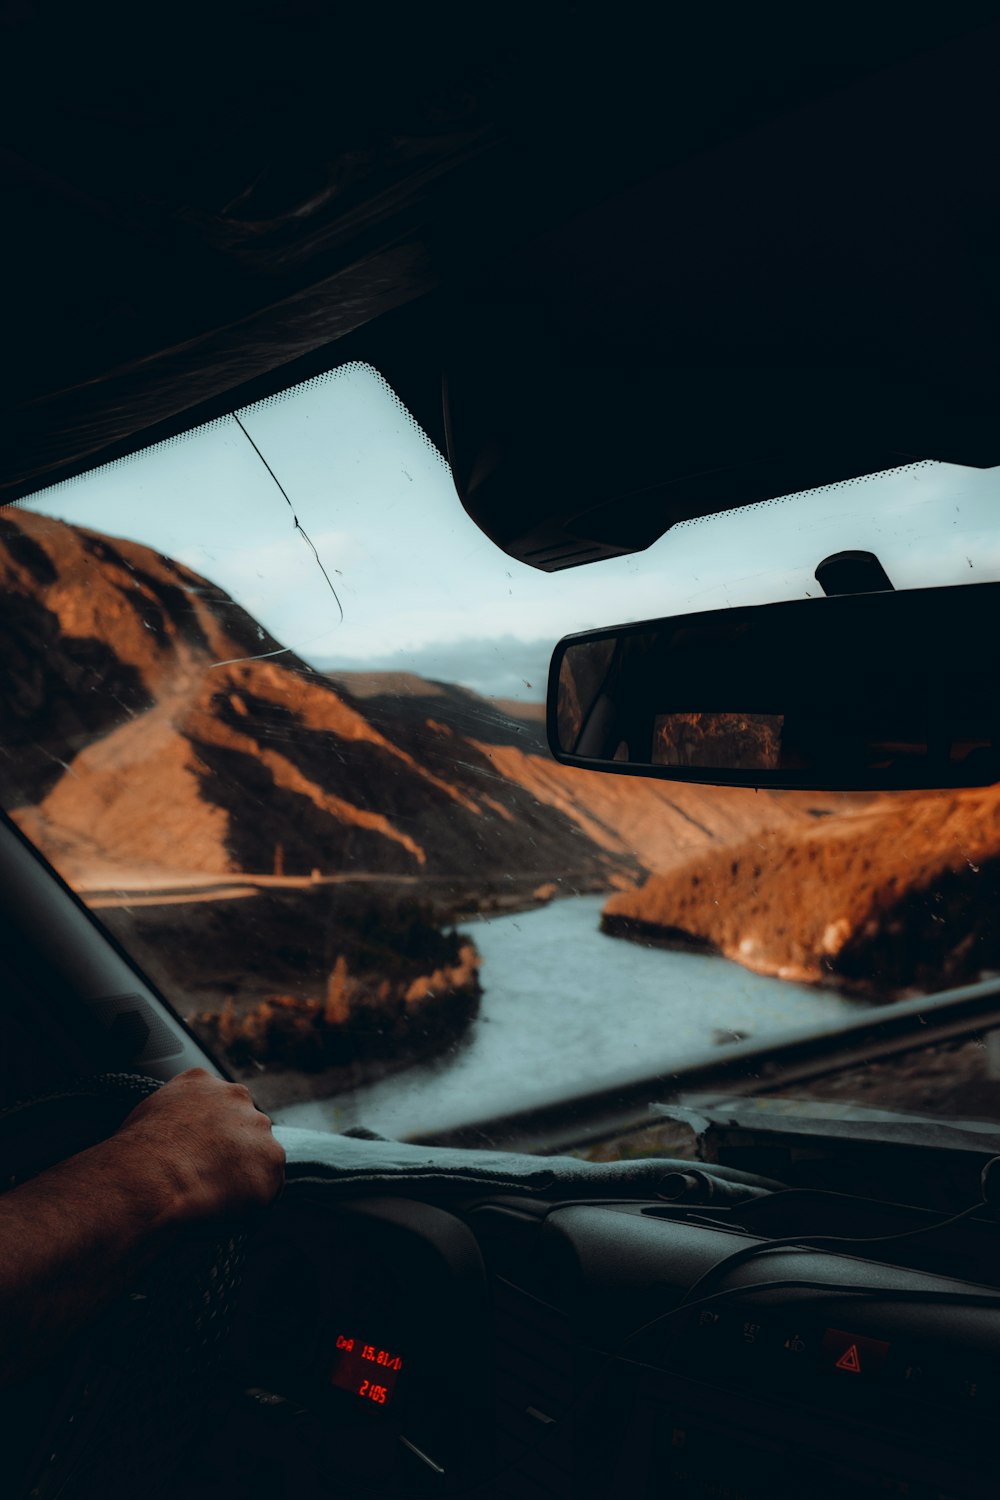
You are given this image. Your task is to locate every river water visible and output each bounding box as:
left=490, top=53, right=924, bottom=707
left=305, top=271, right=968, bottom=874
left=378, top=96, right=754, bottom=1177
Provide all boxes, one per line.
left=272, top=894, right=864, bottom=1140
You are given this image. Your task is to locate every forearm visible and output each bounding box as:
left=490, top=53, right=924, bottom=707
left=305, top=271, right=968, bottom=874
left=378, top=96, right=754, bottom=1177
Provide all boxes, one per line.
left=0, top=1137, right=182, bottom=1387
left=0, top=1070, right=284, bottom=1388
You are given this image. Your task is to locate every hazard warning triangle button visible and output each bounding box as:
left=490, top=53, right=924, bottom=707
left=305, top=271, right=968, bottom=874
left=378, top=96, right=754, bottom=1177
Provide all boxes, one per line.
left=822, top=1328, right=890, bottom=1377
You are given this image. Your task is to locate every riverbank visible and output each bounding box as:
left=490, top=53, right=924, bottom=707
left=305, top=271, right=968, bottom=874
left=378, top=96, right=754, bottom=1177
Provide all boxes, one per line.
left=196, top=971, right=481, bottom=1114
left=270, top=894, right=855, bottom=1137
left=96, top=874, right=619, bottom=1109
left=601, top=787, right=1000, bottom=999
left=96, top=882, right=488, bottom=1088
left=191, top=934, right=482, bottom=1074
left=209, top=877, right=622, bottom=1110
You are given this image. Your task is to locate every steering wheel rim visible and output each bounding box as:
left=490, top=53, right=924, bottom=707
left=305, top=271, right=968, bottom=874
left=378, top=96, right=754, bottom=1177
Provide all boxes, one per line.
left=0, top=1074, right=247, bottom=1500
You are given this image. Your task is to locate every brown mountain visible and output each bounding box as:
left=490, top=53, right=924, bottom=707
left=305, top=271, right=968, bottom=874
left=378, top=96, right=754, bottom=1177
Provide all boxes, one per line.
left=6, top=508, right=988, bottom=1033
left=0, top=510, right=812, bottom=896
left=603, top=786, right=1000, bottom=996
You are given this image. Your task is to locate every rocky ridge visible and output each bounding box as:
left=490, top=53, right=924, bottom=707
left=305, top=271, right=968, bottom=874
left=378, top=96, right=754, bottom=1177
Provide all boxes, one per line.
left=1, top=510, right=813, bottom=895
left=603, top=786, right=1000, bottom=996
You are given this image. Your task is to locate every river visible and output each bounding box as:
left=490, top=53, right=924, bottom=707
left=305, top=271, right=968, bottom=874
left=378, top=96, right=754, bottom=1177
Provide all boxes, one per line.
left=271, top=894, right=864, bottom=1140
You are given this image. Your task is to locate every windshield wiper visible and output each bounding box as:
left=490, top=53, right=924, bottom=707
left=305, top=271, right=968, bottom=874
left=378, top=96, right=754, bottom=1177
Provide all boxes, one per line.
left=655, top=1097, right=1000, bottom=1157
left=419, top=974, right=1000, bottom=1155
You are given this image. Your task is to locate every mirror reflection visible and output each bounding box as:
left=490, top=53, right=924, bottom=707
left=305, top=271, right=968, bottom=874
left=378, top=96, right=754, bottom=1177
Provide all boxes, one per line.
left=652, top=712, right=784, bottom=770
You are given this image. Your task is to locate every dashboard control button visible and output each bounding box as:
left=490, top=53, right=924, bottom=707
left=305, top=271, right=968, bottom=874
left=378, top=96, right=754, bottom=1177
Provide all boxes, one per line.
left=821, top=1328, right=890, bottom=1379
left=939, top=1365, right=999, bottom=1415
left=718, top=1309, right=773, bottom=1349
left=780, top=1331, right=810, bottom=1356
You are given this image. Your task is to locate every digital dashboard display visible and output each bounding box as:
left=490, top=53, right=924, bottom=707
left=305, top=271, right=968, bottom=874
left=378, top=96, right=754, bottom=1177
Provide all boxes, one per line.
left=329, top=1334, right=404, bottom=1407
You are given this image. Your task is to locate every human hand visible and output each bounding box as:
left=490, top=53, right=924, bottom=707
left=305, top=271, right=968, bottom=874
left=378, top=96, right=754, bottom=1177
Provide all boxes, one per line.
left=114, top=1069, right=285, bottom=1227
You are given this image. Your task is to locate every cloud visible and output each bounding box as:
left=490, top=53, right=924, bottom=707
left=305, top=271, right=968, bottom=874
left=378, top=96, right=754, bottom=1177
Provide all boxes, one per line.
left=313, top=635, right=555, bottom=701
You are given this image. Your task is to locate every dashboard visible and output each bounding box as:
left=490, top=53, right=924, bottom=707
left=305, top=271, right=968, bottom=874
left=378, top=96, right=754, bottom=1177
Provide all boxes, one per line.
left=173, top=1183, right=1000, bottom=1500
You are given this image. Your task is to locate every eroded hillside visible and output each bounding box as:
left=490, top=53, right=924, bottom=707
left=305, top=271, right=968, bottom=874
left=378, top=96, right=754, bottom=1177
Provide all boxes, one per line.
left=603, top=788, right=1000, bottom=995
left=3, top=509, right=994, bottom=1086
left=1, top=510, right=811, bottom=895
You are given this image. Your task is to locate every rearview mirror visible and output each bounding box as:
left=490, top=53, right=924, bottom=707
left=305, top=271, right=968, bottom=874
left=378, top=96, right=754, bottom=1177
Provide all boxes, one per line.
left=547, top=584, right=1000, bottom=790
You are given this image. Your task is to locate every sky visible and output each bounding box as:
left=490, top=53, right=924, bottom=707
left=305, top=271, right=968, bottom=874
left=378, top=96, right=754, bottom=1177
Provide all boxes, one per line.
left=21, top=361, right=1000, bottom=701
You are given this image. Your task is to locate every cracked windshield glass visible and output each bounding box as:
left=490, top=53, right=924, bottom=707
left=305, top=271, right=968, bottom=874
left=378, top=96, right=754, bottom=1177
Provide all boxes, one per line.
left=5, top=362, right=1000, bottom=1144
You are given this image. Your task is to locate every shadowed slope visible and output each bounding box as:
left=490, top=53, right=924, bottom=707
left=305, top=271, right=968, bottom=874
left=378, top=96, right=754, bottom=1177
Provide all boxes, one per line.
left=3, top=512, right=811, bottom=893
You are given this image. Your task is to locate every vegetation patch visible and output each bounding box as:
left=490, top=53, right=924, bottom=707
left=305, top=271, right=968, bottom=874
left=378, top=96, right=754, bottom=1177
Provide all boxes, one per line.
left=169, top=893, right=484, bottom=1072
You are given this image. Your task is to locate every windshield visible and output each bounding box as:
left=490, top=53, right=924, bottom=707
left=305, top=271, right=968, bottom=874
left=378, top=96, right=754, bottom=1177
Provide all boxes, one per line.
left=5, top=361, right=1000, bottom=1147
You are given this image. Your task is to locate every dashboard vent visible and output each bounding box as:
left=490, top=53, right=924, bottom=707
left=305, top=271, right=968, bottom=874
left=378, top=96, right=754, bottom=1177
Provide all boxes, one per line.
left=492, top=1276, right=575, bottom=1498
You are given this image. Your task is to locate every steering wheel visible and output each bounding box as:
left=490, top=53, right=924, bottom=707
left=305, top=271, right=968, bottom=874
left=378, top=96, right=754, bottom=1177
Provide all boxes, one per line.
left=0, top=1074, right=247, bottom=1500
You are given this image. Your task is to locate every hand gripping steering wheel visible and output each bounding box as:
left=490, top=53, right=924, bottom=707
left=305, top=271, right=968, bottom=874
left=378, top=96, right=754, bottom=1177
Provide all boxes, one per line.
left=0, top=1074, right=246, bottom=1500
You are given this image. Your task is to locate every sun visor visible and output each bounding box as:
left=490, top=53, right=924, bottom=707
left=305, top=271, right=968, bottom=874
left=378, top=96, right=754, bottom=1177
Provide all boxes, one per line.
left=443, top=258, right=1000, bottom=572
left=443, top=23, right=1000, bottom=573
left=443, top=322, right=908, bottom=571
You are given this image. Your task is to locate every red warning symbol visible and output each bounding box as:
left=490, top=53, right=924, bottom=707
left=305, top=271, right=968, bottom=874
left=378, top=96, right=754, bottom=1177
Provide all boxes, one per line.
left=835, top=1343, right=862, bottom=1373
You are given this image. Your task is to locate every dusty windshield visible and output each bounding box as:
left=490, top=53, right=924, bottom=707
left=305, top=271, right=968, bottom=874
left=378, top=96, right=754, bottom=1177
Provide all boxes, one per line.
left=4, top=362, right=1000, bottom=1143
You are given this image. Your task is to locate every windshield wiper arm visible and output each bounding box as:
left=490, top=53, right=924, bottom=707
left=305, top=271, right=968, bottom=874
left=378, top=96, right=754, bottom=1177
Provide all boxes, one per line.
left=418, top=974, right=1000, bottom=1156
